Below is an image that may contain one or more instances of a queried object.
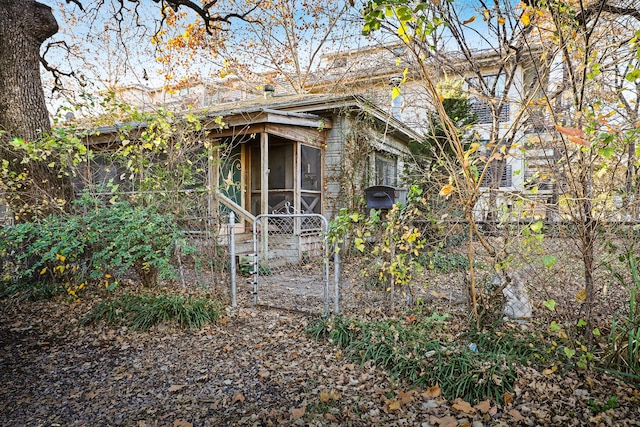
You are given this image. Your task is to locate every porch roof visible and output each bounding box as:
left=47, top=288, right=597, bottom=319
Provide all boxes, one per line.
left=199, top=93, right=423, bottom=145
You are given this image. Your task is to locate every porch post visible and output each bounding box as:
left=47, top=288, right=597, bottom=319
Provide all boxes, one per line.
left=260, top=132, right=269, bottom=262
left=209, top=140, right=220, bottom=230
left=260, top=132, right=269, bottom=214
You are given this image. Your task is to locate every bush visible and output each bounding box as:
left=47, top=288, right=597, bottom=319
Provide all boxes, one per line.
left=0, top=194, right=184, bottom=298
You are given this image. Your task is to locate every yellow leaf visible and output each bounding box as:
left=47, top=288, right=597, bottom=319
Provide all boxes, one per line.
left=439, top=183, right=455, bottom=197
left=468, top=142, right=481, bottom=154
left=40, top=267, right=48, bottom=275
left=522, top=13, right=531, bottom=26
left=398, top=23, right=412, bottom=43
left=575, top=288, right=586, bottom=303
left=392, top=86, right=401, bottom=100
left=56, top=253, right=66, bottom=262
left=386, top=398, right=402, bottom=411
left=497, top=16, right=505, bottom=25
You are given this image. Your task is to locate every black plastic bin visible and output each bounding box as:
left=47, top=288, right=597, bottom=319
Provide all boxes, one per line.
left=364, top=185, right=407, bottom=210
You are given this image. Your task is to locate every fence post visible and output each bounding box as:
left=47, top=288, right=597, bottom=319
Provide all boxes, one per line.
left=229, top=211, right=237, bottom=307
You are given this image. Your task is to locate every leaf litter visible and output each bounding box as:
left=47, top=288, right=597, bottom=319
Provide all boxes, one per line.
left=1, top=283, right=640, bottom=426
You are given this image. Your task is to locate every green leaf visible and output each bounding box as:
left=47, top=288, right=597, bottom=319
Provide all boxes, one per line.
left=550, top=321, right=560, bottom=332
left=564, top=347, right=576, bottom=359
left=592, top=328, right=601, bottom=337
left=530, top=221, right=543, bottom=233
left=543, top=299, right=556, bottom=311
left=597, top=146, right=615, bottom=159
left=542, top=255, right=556, bottom=268
left=625, top=69, right=640, bottom=82
left=577, top=318, right=587, bottom=327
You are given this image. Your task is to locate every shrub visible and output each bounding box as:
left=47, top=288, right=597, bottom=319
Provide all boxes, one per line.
left=0, top=194, right=184, bottom=298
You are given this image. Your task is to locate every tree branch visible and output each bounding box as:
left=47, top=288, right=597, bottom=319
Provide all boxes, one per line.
left=40, top=41, right=76, bottom=93
left=576, top=1, right=640, bottom=26
left=64, top=0, right=84, bottom=11
left=153, top=0, right=259, bottom=34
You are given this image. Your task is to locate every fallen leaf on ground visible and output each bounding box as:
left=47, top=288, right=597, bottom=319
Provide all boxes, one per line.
left=386, top=398, right=402, bottom=411
left=397, top=389, right=414, bottom=404
left=475, top=399, right=491, bottom=413
left=509, top=408, right=524, bottom=422
left=429, top=415, right=458, bottom=427
left=324, top=413, right=338, bottom=422
left=319, top=389, right=341, bottom=403
left=231, top=391, right=245, bottom=404
left=422, top=384, right=441, bottom=399
left=167, top=384, right=187, bottom=393
left=504, top=392, right=513, bottom=405
left=291, top=406, right=306, bottom=420
left=452, top=398, right=475, bottom=413
left=173, top=420, right=192, bottom=427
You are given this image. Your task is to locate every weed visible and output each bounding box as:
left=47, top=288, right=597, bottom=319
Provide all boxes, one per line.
left=588, top=396, right=617, bottom=414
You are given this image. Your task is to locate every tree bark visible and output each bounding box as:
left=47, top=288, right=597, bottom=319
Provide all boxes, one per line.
left=0, top=0, right=74, bottom=220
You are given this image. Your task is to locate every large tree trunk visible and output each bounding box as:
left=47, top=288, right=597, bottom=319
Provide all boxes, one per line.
left=0, top=0, right=74, bottom=220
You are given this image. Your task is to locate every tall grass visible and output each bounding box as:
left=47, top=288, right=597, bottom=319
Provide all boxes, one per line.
left=307, top=315, right=544, bottom=403
left=82, top=293, right=222, bottom=331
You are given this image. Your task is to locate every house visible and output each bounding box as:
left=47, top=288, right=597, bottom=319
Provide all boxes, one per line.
left=307, top=43, right=560, bottom=221
left=78, top=91, right=420, bottom=230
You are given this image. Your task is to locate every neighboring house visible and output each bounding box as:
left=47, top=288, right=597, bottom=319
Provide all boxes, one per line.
left=308, top=43, right=558, bottom=221
left=114, top=76, right=262, bottom=113
left=80, top=92, right=419, bottom=229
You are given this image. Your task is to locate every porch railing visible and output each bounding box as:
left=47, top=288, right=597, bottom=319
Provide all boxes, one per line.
left=216, top=191, right=256, bottom=229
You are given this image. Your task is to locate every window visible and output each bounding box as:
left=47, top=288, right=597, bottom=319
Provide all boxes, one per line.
left=470, top=100, right=510, bottom=124
left=480, top=164, right=512, bottom=187
left=469, top=74, right=506, bottom=96
left=374, top=153, right=397, bottom=186
left=391, top=93, right=404, bottom=120
left=332, top=57, right=347, bottom=68
left=300, top=145, right=322, bottom=214
left=468, top=74, right=509, bottom=124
